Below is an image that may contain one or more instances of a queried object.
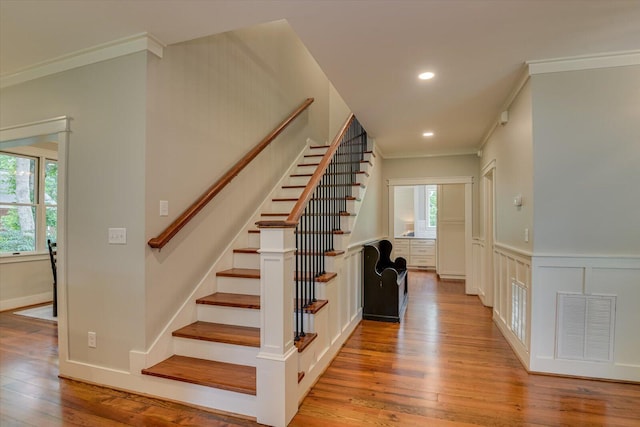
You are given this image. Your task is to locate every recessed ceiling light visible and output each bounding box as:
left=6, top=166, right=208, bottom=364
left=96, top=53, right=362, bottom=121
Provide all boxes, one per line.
left=423, top=132, right=434, bottom=137
left=418, top=72, right=435, bottom=80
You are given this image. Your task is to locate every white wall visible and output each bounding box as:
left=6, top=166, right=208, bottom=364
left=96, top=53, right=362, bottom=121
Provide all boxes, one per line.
left=144, top=21, right=349, bottom=345
left=350, top=147, right=384, bottom=244
left=481, top=81, right=533, bottom=252
left=528, top=65, right=640, bottom=381
left=392, top=185, right=414, bottom=237
left=531, top=65, right=640, bottom=256
left=0, top=53, right=148, bottom=370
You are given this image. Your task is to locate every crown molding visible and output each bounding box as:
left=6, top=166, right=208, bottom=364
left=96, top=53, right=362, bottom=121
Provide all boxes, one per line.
left=527, top=50, right=640, bottom=75
left=381, top=148, right=478, bottom=160
left=1, top=33, right=165, bottom=89
left=0, top=116, right=70, bottom=142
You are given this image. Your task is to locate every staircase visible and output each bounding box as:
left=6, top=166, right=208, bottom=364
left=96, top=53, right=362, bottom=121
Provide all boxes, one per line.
left=141, top=118, right=373, bottom=424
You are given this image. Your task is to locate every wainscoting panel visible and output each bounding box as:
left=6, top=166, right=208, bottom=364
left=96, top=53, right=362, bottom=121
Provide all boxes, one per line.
left=530, top=256, right=640, bottom=382
left=493, top=244, right=531, bottom=369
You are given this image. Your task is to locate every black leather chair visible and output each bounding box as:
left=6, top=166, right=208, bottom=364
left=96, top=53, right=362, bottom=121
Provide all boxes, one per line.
left=363, top=239, right=408, bottom=322
left=47, top=239, right=57, bottom=317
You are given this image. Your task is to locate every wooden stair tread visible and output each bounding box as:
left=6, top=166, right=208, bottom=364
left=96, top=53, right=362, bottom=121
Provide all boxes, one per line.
left=294, top=333, right=317, bottom=353
left=290, top=170, right=368, bottom=178
left=294, top=299, right=329, bottom=314
left=296, top=250, right=345, bottom=257
left=295, top=230, right=351, bottom=235
left=196, top=293, right=260, bottom=309
left=261, top=212, right=289, bottom=217
left=298, top=371, right=305, bottom=383
left=142, top=355, right=256, bottom=395
left=295, top=272, right=337, bottom=282
left=233, top=247, right=259, bottom=254
left=173, top=321, right=260, bottom=347
left=273, top=196, right=357, bottom=202
left=216, top=268, right=260, bottom=279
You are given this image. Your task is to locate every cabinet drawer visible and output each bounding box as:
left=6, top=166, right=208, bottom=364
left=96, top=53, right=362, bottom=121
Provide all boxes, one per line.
left=412, top=246, right=435, bottom=256
left=410, top=255, right=435, bottom=267
left=394, top=239, right=410, bottom=250
left=394, top=247, right=410, bottom=258
left=410, top=255, right=429, bottom=266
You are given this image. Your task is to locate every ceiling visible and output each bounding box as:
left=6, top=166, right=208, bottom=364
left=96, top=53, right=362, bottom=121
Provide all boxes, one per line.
left=2, top=0, right=639, bottom=157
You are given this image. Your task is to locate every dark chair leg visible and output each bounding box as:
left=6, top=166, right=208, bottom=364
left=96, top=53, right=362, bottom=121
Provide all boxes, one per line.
left=53, top=281, right=57, bottom=318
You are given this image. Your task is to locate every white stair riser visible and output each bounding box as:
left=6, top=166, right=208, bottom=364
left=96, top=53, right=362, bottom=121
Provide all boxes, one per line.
left=292, top=312, right=319, bottom=334
left=248, top=233, right=260, bottom=247
left=308, top=147, right=328, bottom=155
left=341, top=215, right=355, bottom=230
left=233, top=252, right=260, bottom=269
left=173, top=337, right=259, bottom=367
left=294, top=165, right=318, bottom=175
left=288, top=175, right=311, bottom=186
left=278, top=187, right=304, bottom=198
left=294, top=256, right=336, bottom=273
left=270, top=200, right=296, bottom=212
left=217, top=276, right=260, bottom=295
left=197, top=305, right=260, bottom=328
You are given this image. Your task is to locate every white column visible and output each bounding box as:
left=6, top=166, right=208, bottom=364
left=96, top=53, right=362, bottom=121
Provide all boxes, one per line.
left=256, top=227, right=298, bottom=427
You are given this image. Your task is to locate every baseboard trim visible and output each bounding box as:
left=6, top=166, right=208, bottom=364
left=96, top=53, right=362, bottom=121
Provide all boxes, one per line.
left=0, top=292, right=53, bottom=312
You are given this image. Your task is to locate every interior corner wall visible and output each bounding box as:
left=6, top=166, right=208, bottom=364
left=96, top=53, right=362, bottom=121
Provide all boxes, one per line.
left=144, top=20, right=345, bottom=344
left=480, top=81, right=533, bottom=252
left=531, top=65, right=640, bottom=256
left=350, top=144, right=384, bottom=244
left=381, top=154, right=480, bottom=237
left=528, top=65, right=640, bottom=382
left=0, top=53, right=148, bottom=370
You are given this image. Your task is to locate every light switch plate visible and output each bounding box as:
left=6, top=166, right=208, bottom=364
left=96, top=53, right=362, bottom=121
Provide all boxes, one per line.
left=108, top=228, right=127, bottom=244
left=160, top=200, right=169, bottom=217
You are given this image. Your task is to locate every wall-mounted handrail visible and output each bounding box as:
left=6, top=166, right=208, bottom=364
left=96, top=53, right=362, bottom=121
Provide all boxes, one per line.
left=256, top=113, right=355, bottom=229
left=148, top=98, right=314, bottom=249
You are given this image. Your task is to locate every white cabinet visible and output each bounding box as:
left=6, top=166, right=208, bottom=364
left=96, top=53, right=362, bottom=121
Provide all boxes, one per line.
left=393, top=238, right=435, bottom=268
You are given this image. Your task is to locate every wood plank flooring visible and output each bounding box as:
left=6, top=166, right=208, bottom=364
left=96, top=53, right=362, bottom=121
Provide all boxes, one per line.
left=290, top=271, right=640, bottom=426
left=2, top=271, right=639, bottom=426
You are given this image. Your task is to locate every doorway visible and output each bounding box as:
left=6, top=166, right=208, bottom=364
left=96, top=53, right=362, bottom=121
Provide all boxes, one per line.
left=388, top=176, right=474, bottom=294
left=481, top=161, right=496, bottom=307
left=0, top=117, right=69, bottom=332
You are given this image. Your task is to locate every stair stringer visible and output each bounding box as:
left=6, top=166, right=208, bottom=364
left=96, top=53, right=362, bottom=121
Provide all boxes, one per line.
left=129, top=139, right=320, bottom=416
left=295, top=140, right=377, bottom=402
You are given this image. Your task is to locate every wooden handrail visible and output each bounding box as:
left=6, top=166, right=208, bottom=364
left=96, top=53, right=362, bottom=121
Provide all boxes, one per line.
left=148, top=98, right=314, bottom=249
left=256, top=113, right=355, bottom=229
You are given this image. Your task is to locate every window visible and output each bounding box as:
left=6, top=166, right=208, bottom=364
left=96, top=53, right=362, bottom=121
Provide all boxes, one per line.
left=0, top=151, right=57, bottom=254
left=427, top=188, right=437, bottom=228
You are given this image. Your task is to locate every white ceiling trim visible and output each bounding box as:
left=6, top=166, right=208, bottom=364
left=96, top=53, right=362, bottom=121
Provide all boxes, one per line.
left=527, top=50, right=640, bottom=75
left=387, top=176, right=473, bottom=186
left=382, top=149, right=479, bottom=160
left=0, top=116, right=70, bottom=142
left=0, top=33, right=164, bottom=89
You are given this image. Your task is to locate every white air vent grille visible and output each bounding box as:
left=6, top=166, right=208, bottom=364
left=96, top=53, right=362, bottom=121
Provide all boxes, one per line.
left=510, top=279, right=527, bottom=346
left=556, top=293, right=615, bottom=362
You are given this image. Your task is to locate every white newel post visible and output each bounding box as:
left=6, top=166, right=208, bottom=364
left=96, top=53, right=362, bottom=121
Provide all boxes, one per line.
left=256, top=227, right=298, bottom=427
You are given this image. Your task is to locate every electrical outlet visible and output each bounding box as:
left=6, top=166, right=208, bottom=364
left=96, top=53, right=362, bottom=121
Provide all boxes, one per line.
left=524, top=228, right=529, bottom=243
left=108, top=228, right=126, bottom=244
left=88, top=331, right=97, bottom=348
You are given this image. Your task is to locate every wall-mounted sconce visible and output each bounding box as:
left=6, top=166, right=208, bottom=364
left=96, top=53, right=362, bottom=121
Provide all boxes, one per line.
left=513, top=194, right=523, bottom=207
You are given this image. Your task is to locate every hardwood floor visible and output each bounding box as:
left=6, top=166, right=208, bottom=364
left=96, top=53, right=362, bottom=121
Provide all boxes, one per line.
left=290, top=271, right=640, bottom=426
left=2, top=272, right=639, bottom=426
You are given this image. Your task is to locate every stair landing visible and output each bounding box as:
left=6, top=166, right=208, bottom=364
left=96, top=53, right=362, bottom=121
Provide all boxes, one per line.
left=142, top=355, right=256, bottom=395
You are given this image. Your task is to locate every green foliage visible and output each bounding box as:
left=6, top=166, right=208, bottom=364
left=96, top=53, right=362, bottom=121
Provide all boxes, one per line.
left=0, top=229, right=34, bottom=252
left=428, top=190, right=437, bottom=227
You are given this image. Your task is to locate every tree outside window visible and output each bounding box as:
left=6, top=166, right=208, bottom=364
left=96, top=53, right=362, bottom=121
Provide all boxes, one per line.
left=0, top=152, right=57, bottom=253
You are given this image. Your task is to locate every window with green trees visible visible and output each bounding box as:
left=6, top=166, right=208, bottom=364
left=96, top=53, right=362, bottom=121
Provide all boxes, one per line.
left=0, top=151, right=57, bottom=253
